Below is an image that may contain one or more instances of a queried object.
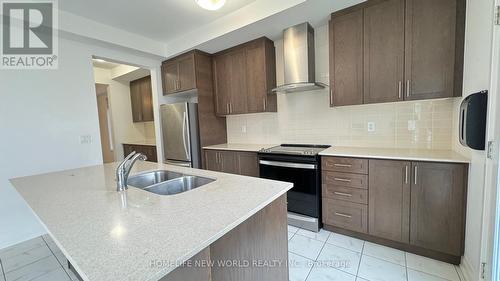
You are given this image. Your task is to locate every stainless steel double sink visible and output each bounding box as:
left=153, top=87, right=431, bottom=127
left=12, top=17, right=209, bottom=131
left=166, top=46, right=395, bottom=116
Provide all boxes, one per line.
left=127, top=170, right=215, bottom=195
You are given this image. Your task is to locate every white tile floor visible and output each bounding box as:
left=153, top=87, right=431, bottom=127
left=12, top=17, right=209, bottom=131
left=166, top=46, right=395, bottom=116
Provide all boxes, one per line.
left=0, top=227, right=463, bottom=281
left=0, top=235, right=78, bottom=281
left=288, top=226, right=463, bottom=281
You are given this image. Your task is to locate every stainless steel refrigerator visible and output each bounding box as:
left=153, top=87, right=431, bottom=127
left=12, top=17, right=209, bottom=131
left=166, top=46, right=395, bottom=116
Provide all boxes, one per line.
left=160, top=103, right=201, bottom=168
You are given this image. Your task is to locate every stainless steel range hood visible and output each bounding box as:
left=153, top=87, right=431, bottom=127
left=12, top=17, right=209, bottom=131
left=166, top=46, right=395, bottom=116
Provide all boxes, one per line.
left=272, top=22, right=327, bottom=93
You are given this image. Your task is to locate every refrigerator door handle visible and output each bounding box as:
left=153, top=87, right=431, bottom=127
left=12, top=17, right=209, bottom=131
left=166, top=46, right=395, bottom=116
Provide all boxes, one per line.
left=165, top=160, right=192, bottom=167
left=182, top=111, right=191, bottom=160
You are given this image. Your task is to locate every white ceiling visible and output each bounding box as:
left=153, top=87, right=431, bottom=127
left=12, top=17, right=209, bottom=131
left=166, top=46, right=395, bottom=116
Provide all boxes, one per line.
left=190, top=0, right=365, bottom=54
left=59, top=0, right=258, bottom=43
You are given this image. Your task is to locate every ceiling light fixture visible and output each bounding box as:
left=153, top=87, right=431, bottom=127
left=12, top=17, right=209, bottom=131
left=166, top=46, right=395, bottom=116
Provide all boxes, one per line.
left=195, top=0, right=225, bottom=11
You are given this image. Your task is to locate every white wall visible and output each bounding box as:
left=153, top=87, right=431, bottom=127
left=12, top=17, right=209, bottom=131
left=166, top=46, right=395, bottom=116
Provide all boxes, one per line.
left=93, top=67, right=155, bottom=161
left=456, top=0, right=495, bottom=280
left=0, top=32, right=163, bottom=250
left=227, top=25, right=458, bottom=150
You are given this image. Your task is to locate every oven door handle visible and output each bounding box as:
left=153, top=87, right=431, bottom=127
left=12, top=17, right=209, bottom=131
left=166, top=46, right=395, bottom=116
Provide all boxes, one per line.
left=259, top=160, right=317, bottom=170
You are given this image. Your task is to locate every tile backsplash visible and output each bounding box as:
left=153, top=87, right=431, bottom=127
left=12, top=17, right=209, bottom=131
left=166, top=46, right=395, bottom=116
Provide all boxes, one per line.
left=227, top=95, right=457, bottom=149
left=226, top=23, right=457, bottom=150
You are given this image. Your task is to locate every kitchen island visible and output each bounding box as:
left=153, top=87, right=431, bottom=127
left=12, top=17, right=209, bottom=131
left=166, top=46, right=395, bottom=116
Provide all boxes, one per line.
left=10, top=162, right=292, bottom=281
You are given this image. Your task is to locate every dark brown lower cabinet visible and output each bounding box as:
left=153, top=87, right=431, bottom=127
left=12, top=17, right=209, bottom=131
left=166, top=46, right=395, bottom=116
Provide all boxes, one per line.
left=236, top=152, right=259, bottom=177
left=204, top=150, right=220, bottom=172
left=203, top=150, right=236, bottom=173
left=410, top=161, right=467, bottom=256
left=323, top=198, right=368, bottom=233
left=219, top=151, right=238, bottom=174
left=322, top=156, right=468, bottom=264
left=123, top=144, right=157, bottom=163
left=204, top=149, right=259, bottom=177
left=368, top=160, right=410, bottom=243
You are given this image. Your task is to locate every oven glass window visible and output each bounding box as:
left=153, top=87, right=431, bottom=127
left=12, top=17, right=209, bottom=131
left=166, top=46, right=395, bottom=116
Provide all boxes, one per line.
left=259, top=163, right=319, bottom=218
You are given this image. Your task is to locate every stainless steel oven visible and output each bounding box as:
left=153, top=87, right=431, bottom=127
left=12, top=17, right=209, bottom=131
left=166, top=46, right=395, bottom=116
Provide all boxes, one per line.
left=258, top=144, right=330, bottom=232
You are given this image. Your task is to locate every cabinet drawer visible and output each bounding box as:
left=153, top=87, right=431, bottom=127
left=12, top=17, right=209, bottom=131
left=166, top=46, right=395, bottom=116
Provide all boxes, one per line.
left=323, top=171, right=368, bottom=189
left=322, top=184, right=368, bottom=204
left=322, top=157, right=368, bottom=174
left=323, top=198, right=368, bottom=233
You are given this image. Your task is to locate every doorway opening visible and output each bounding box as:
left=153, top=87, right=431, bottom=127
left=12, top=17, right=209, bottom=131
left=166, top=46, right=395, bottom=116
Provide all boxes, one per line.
left=92, top=58, right=158, bottom=163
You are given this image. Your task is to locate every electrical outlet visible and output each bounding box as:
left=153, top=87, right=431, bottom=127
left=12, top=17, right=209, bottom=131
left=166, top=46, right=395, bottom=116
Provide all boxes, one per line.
left=367, top=122, right=376, bottom=132
left=241, top=125, right=247, bottom=133
left=408, top=120, right=416, bottom=131
left=80, top=135, right=92, bottom=144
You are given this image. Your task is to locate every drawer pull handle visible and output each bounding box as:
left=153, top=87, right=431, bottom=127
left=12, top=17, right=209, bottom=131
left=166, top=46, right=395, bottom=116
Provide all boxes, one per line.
left=333, top=163, right=352, bottom=167
left=334, top=212, right=352, bottom=218
left=334, top=192, right=352, bottom=197
left=334, top=178, right=352, bottom=182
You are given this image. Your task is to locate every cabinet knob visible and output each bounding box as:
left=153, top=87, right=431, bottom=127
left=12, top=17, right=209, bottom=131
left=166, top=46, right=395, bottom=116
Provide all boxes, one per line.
left=333, top=192, right=352, bottom=197
left=334, top=163, right=352, bottom=168
left=405, top=165, right=409, bottom=184
left=334, top=178, right=352, bottom=183
left=414, top=166, right=418, bottom=185
left=334, top=212, right=352, bottom=219
left=398, top=81, right=403, bottom=99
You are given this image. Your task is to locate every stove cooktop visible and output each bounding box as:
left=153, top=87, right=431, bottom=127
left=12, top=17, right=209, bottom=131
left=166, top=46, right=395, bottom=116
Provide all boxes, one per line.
left=259, top=144, right=331, bottom=156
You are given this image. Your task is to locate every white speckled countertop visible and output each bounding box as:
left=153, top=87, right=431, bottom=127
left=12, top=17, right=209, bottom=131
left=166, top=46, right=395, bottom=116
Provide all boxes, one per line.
left=10, top=162, right=292, bottom=281
left=203, top=143, right=469, bottom=163
left=203, top=143, right=276, bottom=152
left=319, top=146, right=470, bottom=163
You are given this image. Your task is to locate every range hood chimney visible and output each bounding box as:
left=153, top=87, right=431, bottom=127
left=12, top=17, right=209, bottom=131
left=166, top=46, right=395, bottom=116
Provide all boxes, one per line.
left=272, top=22, right=327, bottom=93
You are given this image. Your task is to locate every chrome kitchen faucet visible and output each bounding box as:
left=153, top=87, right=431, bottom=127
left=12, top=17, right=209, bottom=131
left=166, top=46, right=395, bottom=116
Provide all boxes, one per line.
left=116, top=151, right=147, bottom=191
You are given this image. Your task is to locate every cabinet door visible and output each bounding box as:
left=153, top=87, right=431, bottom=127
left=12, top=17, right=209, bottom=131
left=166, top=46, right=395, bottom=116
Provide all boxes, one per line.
left=162, top=62, right=178, bottom=95
left=246, top=42, right=266, bottom=113
left=330, top=9, right=364, bottom=106
left=130, top=80, right=143, bottom=122
left=213, top=54, right=231, bottom=115
left=141, top=76, right=154, bottom=122
left=123, top=144, right=135, bottom=158
left=228, top=49, right=248, bottom=114
left=237, top=152, right=259, bottom=177
left=220, top=151, right=238, bottom=174
left=404, top=0, right=459, bottom=100
left=410, top=162, right=467, bottom=256
left=204, top=150, right=221, bottom=172
left=369, top=160, right=410, bottom=243
left=144, top=145, right=157, bottom=163
left=363, top=0, right=405, bottom=104
left=178, top=55, right=196, bottom=92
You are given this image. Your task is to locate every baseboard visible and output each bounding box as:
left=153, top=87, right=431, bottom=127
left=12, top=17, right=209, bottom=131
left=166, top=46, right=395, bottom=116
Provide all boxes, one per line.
left=459, top=256, right=475, bottom=281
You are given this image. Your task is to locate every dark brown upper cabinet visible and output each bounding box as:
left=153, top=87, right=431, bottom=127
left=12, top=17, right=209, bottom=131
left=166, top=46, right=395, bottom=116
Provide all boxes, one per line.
left=213, top=37, right=277, bottom=116
left=404, top=0, right=464, bottom=100
left=368, top=159, right=410, bottom=243
left=363, top=0, right=405, bottom=104
left=329, top=9, right=364, bottom=106
left=410, top=161, right=467, bottom=256
left=329, top=0, right=465, bottom=106
left=130, top=75, right=154, bottom=123
left=161, top=52, right=197, bottom=95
